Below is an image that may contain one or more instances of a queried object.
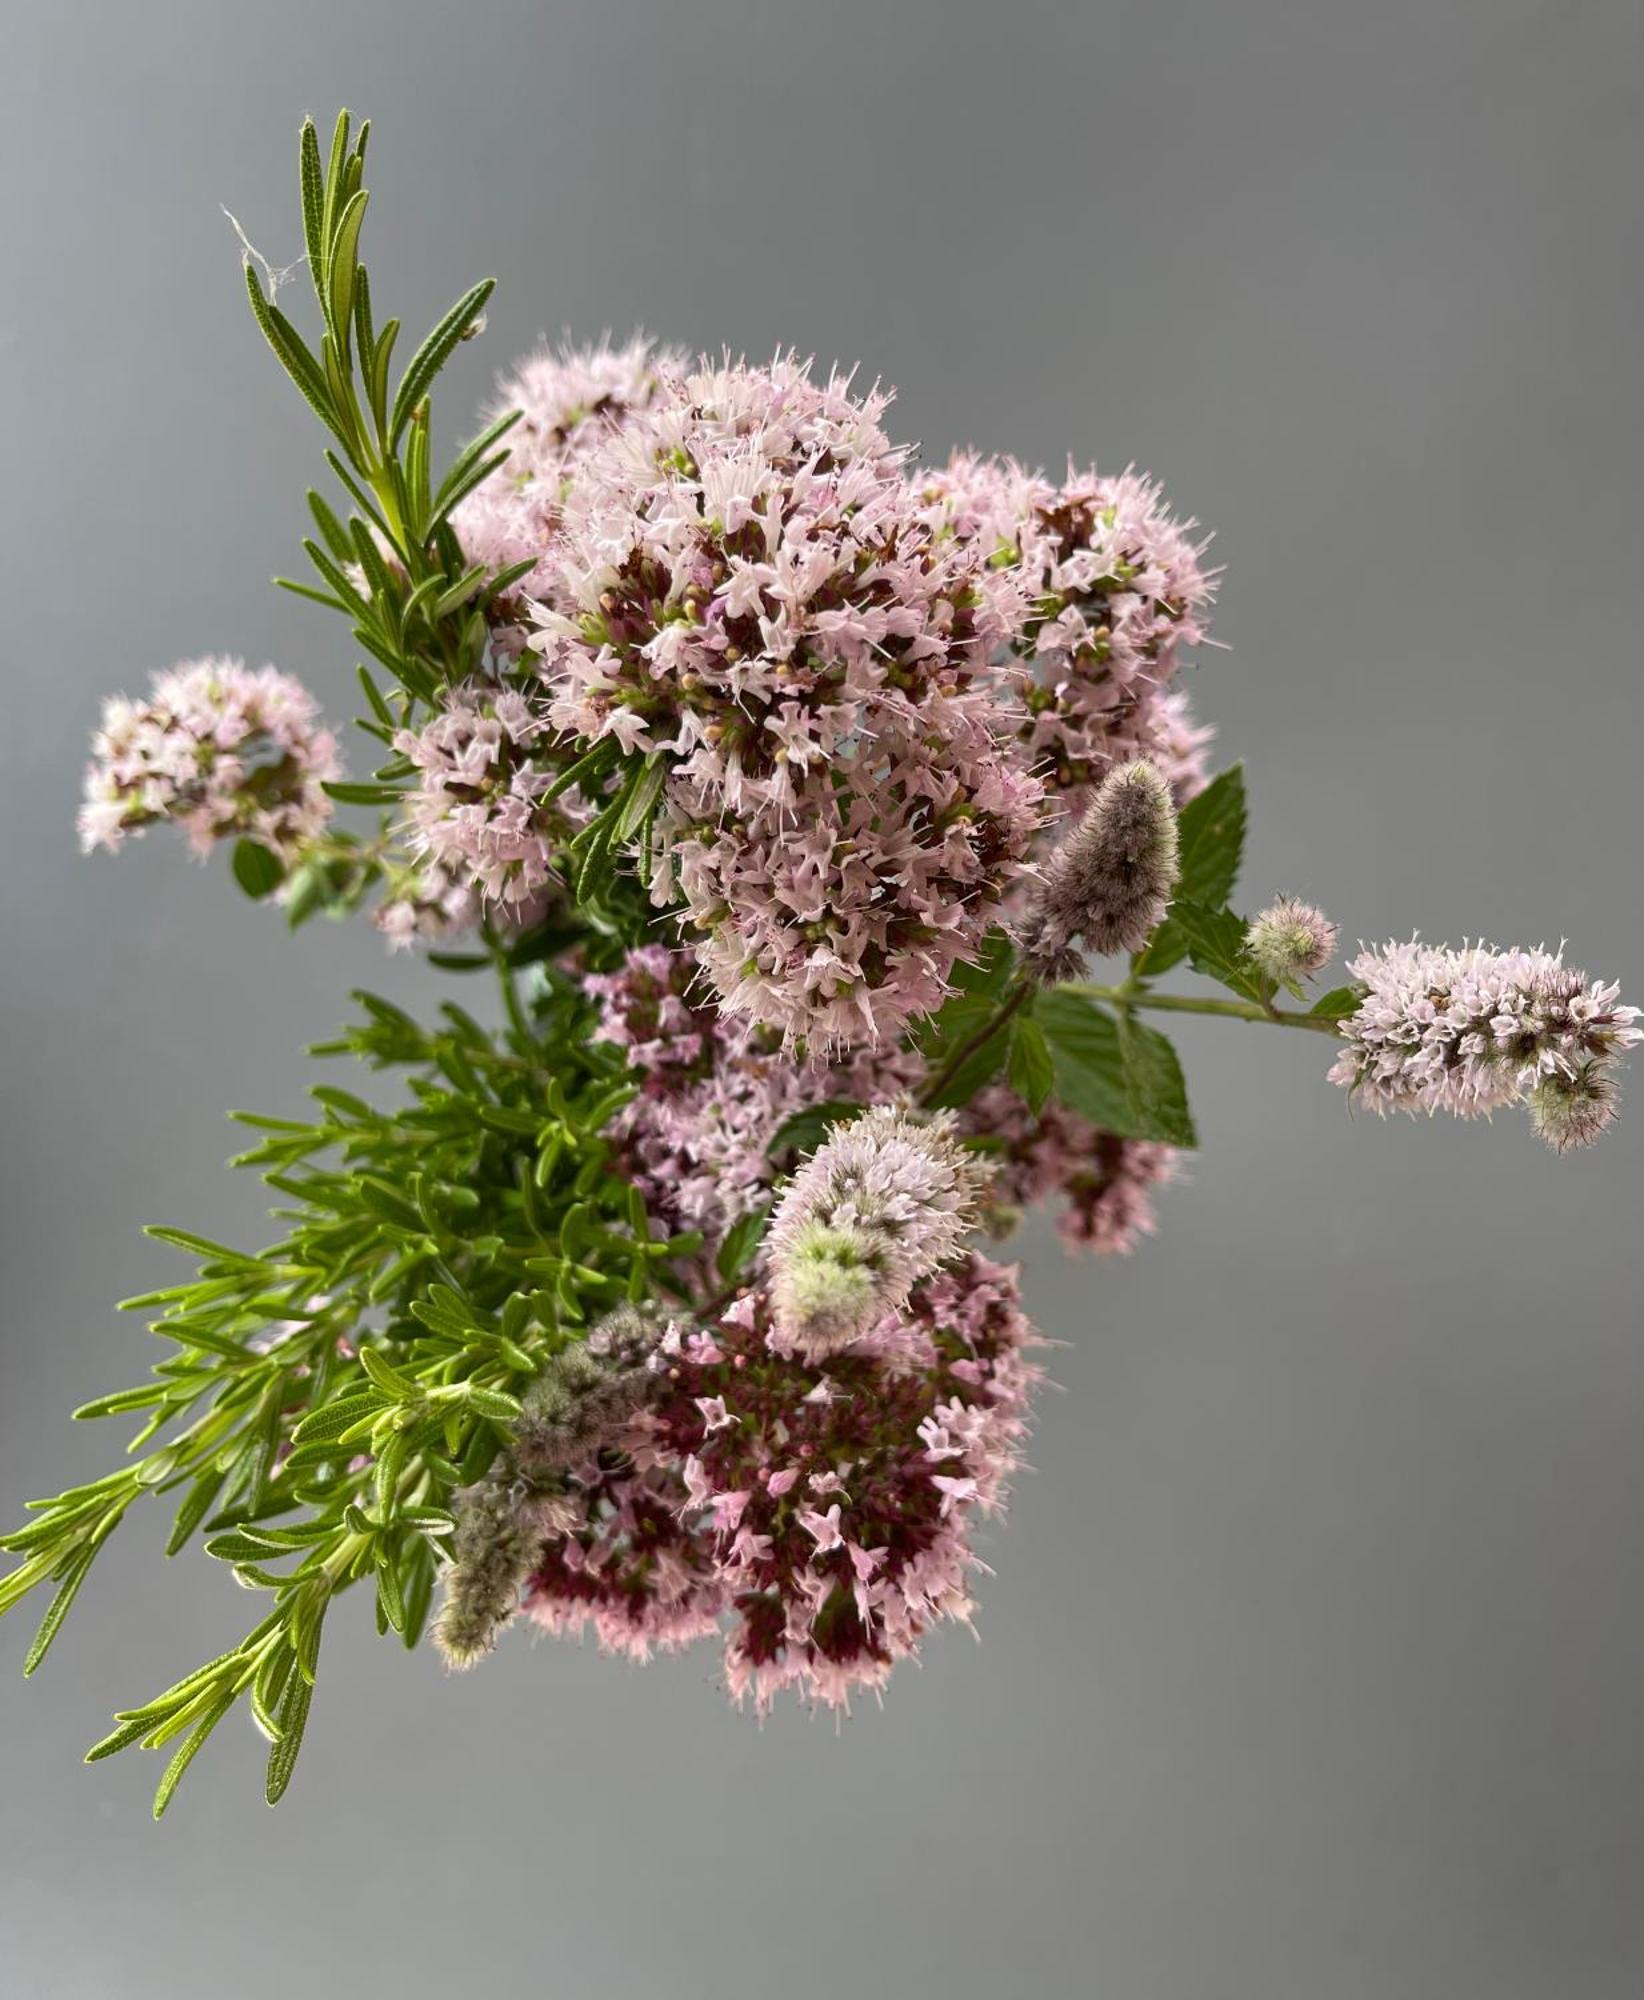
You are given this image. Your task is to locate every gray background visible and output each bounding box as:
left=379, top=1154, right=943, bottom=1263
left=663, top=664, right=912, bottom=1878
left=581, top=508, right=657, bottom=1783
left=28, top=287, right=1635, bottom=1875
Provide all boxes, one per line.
left=2, top=3, right=1640, bottom=1995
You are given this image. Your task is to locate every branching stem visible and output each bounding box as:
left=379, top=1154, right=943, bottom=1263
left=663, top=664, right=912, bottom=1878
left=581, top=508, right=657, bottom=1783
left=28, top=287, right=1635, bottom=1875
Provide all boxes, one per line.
left=1068, top=982, right=1345, bottom=1035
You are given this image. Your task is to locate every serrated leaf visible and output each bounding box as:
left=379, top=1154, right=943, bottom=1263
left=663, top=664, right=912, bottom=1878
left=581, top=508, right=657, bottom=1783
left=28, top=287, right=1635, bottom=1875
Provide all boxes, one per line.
left=1310, top=985, right=1362, bottom=1021
left=1168, top=899, right=1265, bottom=1003
left=918, top=994, right=1012, bottom=1108
left=1136, top=766, right=1246, bottom=974
left=1176, top=764, right=1246, bottom=906
left=1115, top=1013, right=1198, bottom=1148
left=1035, top=989, right=1133, bottom=1135
left=1007, top=1014, right=1055, bottom=1115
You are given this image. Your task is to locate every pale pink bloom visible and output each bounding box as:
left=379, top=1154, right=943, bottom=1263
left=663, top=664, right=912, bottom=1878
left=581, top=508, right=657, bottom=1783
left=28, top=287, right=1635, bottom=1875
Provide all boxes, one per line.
left=1331, top=939, right=1639, bottom=1149
left=451, top=334, right=684, bottom=648
left=530, top=355, right=1045, bottom=1049
left=918, top=449, right=1218, bottom=823
left=394, top=679, right=576, bottom=916
left=961, top=1084, right=1179, bottom=1254
left=78, top=657, right=339, bottom=860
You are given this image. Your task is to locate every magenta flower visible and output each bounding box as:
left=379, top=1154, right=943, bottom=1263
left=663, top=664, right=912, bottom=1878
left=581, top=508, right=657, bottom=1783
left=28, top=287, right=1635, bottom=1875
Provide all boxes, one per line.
left=641, top=1254, right=1041, bottom=1712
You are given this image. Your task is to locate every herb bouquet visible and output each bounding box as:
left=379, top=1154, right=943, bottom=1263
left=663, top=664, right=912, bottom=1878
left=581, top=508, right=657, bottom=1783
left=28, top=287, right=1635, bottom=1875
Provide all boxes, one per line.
left=5, top=114, right=1635, bottom=1817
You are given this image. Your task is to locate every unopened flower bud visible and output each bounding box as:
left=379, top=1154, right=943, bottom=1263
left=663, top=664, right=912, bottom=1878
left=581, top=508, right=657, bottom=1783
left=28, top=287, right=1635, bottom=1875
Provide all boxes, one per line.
left=510, top=1306, right=662, bottom=1479
left=433, top=1478, right=542, bottom=1670
left=1245, top=896, right=1339, bottom=987
left=1527, top=1064, right=1621, bottom=1153
left=767, top=1107, right=990, bottom=1358
left=1019, top=760, right=1179, bottom=978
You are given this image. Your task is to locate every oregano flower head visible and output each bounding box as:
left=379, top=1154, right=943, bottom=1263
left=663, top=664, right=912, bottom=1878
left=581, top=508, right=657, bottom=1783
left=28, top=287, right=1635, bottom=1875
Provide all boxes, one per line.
left=78, top=657, right=339, bottom=860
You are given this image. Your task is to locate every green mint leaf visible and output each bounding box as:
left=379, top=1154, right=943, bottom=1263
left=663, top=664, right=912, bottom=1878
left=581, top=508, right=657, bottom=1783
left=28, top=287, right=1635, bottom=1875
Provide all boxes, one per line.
left=1309, top=985, right=1362, bottom=1021
left=1007, top=1013, right=1055, bottom=1115
left=1135, top=765, right=1246, bottom=974
left=1168, top=899, right=1266, bottom=1002
left=919, top=995, right=1012, bottom=1107
left=1035, top=989, right=1132, bottom=1134
left=1116, top=1014, right=1198, bottom=1148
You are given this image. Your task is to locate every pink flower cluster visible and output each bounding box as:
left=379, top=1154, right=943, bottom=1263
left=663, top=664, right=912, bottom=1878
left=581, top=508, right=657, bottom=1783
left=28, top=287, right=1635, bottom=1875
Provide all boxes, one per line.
left=587, top=944, right=816, bottom=1246
left=530, top=356, right=1046, bottom=1047
left=78, top=657, right=339, bottom=859
left=588, top=943, right=1178, bottom=1261
left=522, top=1253, right=1041, bottom=1711
left=965, top=1084, right=1178, bottom=1254
left=393, top=680, right=570, bottom=920
left=451, top=335, right=681, bottom=641
left=1330, top=940, right=1640, bottom=1149
left=920, top=451, right=1218, bottom=812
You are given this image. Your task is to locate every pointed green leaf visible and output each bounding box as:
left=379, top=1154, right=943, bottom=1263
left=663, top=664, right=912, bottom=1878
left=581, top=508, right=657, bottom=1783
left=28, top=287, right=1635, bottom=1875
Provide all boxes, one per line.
left=231, top=839, right=285, bottom=901
left=1007, top=1013, right=1055, bottom=1115
left=1115, top=1013, right=1198, bottom=1148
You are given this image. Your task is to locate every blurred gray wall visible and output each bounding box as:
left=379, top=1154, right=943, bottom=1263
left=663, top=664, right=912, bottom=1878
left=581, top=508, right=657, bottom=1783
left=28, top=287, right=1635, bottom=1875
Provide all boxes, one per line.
left=2, top=4, right=1640, bottom=1996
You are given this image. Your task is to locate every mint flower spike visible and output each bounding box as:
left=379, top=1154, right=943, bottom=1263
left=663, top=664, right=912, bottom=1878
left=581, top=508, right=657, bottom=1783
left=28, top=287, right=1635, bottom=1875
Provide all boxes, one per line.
left=433, top=1478, right=544, bottom=1671
left=1330, top=940, right=1640, bottom=1150
left=1246, top=896, right=1340, bottom=989
left=767, top=1107, right=991, bottom=1358
left=433, top=1308, right=663, bottom=1668
left=1018, top=758, right=1181, bottom=981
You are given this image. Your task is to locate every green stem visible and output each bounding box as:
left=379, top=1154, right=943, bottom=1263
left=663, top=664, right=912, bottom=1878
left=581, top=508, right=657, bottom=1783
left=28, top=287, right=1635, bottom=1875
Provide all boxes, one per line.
left=488, top=937, right=533, bottom=1047
left=918, top=977, right=1034, bottom=1106
left=1068, top=983, right=1345, bottom=1035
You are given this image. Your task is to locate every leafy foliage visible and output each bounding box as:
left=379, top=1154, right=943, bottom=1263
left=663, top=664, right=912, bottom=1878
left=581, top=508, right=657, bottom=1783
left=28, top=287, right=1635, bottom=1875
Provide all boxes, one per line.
left=1134, top=763, right=1247, bottom=976
left=1, top=971, right=702, bottom=1814
left=2, top=110, right=1364, bottom=1815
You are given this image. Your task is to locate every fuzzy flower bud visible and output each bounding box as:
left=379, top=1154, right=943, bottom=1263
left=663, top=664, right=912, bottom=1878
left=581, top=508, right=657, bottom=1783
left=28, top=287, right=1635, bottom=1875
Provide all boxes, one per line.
left=1018, top=760, right=1180, bottom=978
left=1329, top=940, right=1639, bottom=1149
left=510, top=1306, right=662, bottom=1479
left=766, top=1107, right=989, bottom=1358
left=1526, top=1064, right=1623, bottom=1154
left=1245, top=896, right=1340, bottom=987
left=433, top=1478, right=545, bottom=1670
